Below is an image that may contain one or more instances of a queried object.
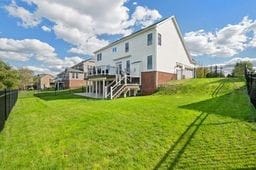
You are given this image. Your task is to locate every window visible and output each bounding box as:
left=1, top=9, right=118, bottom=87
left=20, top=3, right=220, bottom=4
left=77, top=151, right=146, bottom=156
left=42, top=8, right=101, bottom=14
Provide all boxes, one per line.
left=158, top=33, right=162, bottom=46
left=112, top=47, right=117, bottom=52
left=76, top=73, right=78, bottom=79
left=97, top=53, right=102, bottom=61
left=125, top=42, right=129, bottom=52
left=147, top=55, right=153, bottom=70
left=72, top=73, right=75, bottom=78
left=116, top=62, right=122, bottom=74
left=147, top=33, right=153, bottom=46
left=126, top=60, right=130, bottom=73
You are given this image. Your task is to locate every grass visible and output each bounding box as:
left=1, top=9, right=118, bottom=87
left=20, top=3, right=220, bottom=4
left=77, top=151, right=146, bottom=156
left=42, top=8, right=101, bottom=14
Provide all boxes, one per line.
left=0, top=78, right=256, bottom=169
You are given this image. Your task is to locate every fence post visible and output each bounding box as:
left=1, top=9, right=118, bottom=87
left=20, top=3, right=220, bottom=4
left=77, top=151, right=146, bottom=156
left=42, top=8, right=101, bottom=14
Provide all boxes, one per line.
left=4, top=89, right=7, bottom=120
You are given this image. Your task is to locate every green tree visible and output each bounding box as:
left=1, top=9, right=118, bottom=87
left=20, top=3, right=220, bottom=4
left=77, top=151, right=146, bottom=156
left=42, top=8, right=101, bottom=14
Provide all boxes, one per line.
left=0, top=60, right=19, bottom=89
left=232, top=61, right=253, bottom=77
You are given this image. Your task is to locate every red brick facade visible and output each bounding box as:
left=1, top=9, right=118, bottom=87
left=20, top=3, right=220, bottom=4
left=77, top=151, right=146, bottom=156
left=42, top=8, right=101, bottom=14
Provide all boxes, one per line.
left=141, top=71, right=176, bottom=95
left=157, top=71, right=177, bottom=86
left=141, top=72, right=157, bottom=95
left=64, top=80, right=86, bottom=89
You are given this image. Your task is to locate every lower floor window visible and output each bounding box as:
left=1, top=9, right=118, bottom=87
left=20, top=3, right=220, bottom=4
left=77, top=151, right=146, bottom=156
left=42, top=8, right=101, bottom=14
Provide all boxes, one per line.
left=147, top=55, right=152, bottom=70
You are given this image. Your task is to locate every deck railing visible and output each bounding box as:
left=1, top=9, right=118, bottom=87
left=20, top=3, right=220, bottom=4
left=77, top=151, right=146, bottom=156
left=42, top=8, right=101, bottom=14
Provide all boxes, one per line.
left=87, top=65, right=118, bottom=77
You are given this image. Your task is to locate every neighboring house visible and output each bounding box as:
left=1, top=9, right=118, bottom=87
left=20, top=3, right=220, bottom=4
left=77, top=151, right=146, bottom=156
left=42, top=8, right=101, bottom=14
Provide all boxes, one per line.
left=85, top=16, right=196, bottom=99
left=38, top=74, right=54, bottom=89
left=57, top=59, right=95, bottom=89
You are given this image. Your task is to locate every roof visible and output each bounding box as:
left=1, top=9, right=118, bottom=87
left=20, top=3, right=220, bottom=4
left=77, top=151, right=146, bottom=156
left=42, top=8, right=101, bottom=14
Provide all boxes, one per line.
left=71, top=58, right=95, bottom=67
left=94, top=17, right=171, bottom=53
left=38, top=74, right=54, bottom=78
left=65, top=68, right=84, bottom=73
left=170, top=17, right=196, bottom=65
left=94, top=16, right=196, bottom=65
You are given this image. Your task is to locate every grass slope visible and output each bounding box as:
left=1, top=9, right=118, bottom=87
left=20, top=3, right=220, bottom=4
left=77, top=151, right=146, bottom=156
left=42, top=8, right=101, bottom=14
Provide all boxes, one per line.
left=0, top=78, right=256, bottom=169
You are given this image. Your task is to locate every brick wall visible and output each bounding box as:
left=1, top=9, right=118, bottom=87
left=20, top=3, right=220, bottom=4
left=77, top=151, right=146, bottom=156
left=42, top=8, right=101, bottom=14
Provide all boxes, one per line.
left=141, top=71, right=157, bottom=95
left=157, top=71, right=177, bottom=86
left=69, top=80, right=86, bottom=89
left=141, top=71, right=177, bottom=95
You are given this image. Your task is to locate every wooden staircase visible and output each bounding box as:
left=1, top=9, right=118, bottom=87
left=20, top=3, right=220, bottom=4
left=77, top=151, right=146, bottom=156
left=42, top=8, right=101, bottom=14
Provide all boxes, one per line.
left=106, top=75, right=140, bottom=99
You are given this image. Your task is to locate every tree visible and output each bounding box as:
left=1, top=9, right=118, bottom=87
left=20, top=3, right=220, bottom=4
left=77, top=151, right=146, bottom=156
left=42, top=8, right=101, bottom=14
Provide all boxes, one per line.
left=0, top=60, right=19, bottom=89
left=232, top=61, right=253, bottom=77
left=18, top=68, right=34, bottom=90
left=206, top=72, right=225, bottom=78
left=195, top=67, right=209, bottom=78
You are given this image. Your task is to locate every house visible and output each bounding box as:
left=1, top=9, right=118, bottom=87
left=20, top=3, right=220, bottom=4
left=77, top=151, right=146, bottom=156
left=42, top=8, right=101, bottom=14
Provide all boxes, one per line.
left=38, top=74, right=55, bottom=90
left=85, top=16, right=196, bottom=99
left=56, top=59, right=95, bottom=89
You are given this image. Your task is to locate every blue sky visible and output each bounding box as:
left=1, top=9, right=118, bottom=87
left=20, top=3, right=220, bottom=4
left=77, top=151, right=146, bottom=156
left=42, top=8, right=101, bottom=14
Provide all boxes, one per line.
left=0, top=0, right=256, bottom=74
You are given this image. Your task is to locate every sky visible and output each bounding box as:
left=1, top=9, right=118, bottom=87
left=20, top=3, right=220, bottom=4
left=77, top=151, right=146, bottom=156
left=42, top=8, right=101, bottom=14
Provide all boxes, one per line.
left=0, top=0, right=256, bottom=75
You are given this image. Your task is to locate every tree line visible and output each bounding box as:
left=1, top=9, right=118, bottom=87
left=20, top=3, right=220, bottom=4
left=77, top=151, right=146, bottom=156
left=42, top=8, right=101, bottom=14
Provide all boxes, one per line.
left=0, top=59, right=254, bottom=90
left=0, top=60, right=34, bottom=90
left=195, top=61, right=253, bottom=78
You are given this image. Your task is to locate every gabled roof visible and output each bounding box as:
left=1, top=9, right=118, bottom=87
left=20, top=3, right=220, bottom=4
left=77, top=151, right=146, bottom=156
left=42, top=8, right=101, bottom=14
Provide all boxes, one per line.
left=65, top=68, right=84, bottom=73
left=94, top=16, right=196, bottom=65
left=38, top=74, right=54, bottom=78
left=71, top=58, right=95, bottom=68
left=170, top=17, right=196, bottom=65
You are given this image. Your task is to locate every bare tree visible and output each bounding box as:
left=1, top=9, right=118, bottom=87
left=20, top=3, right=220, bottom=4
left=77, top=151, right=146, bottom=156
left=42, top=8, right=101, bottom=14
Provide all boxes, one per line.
left=18, top=68, right=34, bottom=90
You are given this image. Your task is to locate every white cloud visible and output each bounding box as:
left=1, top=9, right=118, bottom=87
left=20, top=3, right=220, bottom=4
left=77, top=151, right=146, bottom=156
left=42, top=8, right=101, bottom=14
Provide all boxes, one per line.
left=5, top=1, right=40, bottom=28
left=131, top=6, right=162, bottom=28
left=25, top=65, right=52, bottom=74
left=0, top=38, right=84, bottom=73
left=184, top=16, right=256, bottom=57
left=5, top=1, right=162, bottom=55
left=41, top=25, right=51, bottom=32
left=133, top=2, right=138, bottom=5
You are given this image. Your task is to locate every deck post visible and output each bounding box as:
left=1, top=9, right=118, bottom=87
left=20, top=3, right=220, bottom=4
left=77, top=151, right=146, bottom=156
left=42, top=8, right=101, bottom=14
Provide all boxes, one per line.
left=92, top=81, right=94, bottom=94
left=110, top=87, right=113, bottom=99
left=124, top=75, right=127, bottom=85
left=96, top=80, right=98, bottom=98
left=89, top=81, right=91, bottom=94
left=103, top=80, right=105, bottom=99
left=85, top=80, right=89, bottom=94
left=133, top=89, right=137, bottom=96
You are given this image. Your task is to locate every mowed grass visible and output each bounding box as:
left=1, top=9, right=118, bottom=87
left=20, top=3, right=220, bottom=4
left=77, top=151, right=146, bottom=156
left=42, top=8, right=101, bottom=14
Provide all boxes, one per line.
left=0, top=78, right=256, bottom=169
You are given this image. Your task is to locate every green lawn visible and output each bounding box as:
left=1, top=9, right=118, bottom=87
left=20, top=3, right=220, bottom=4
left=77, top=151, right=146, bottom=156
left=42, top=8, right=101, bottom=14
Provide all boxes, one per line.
left=0, top=78, right=256, bottom=169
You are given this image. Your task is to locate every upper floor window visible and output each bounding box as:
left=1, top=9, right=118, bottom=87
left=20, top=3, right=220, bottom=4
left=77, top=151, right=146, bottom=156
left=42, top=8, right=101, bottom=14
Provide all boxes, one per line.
left=97, top=53, right=102, bottom=61
left=158, top=33, right=162, bottom=46
left=147, top=33, right=153, bottom=46
left=112, top=47, right=117, bottom=53
left=125, top=42, right=129, bottom=52
left=147, top=55, right=153, bottom=70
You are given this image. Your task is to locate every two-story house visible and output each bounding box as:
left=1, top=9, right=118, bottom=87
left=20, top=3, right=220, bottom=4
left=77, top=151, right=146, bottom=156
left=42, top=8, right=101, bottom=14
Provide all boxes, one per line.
left=37, top=74, right=55, bottom=90
left=56, top=59, right=95, bottom=89
left=85, top=16, right=196, bottom=99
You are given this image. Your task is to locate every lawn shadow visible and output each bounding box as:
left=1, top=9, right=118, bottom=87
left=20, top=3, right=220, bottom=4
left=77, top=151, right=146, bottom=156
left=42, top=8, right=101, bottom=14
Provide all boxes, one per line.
left=179, top=88, right=253, bottom=122
left=154, top=83, right=255, bottom=169
left=34, top=90, right=98, bottom=101
left=207, top=77, right=244, bottom=84
left=153, top=112, right=209, bottom=170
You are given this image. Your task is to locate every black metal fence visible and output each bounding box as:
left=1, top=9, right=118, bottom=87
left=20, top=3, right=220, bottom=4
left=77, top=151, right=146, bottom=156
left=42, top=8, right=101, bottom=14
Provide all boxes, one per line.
left=0, top=89, right=18, bottom=131
left=245, top=67, right=256, bottom=107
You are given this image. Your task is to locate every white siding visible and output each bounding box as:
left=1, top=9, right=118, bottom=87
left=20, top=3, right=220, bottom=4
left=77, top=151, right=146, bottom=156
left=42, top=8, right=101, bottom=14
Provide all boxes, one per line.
left=94, top=17, right=195, bottom=78
left=95, top=29, right=157, bottom=73
left=156, top=18, right=194, bottom=74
